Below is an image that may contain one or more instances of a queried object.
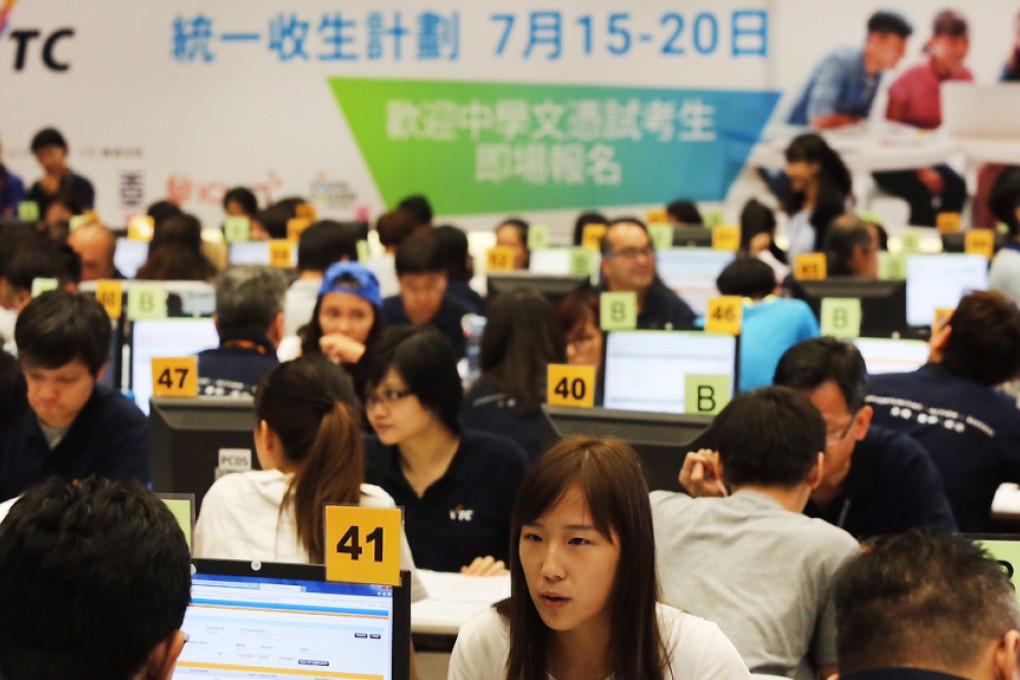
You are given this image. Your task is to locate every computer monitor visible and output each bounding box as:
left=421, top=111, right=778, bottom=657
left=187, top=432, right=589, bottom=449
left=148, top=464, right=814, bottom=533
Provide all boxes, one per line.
left=656, top=248, right=735, bottom=316
left=486, top=271, right=590, bottom=309
left=0, top=219, right=37, bottom=243
left=228, top=241, right=297, bottom=267
left=149, top=397, right=259, bottom=509
left=789, top=278, right=909, bottom=337
left=672, top=225, right=713, bottom=248
left=906, top=254, right=988, bottom=327
left=941, top=232, right=1007, bottom=254
left=130, top=318, right=219, bottom=414
left=179, top=560, right=411, bottom=680
left=528, top=248, right=602, bottom=278
left=852, top=337, right=930, bottom=376
left=603, top=330, right=738, bottom=414
left=113, top=239, right=149, bottom=279
left=540, top=405, right=713, bottom=492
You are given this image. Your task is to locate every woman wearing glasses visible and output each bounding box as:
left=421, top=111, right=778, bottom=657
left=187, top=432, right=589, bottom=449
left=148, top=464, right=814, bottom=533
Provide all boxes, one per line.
left=364, top=326, right=529, bottom=575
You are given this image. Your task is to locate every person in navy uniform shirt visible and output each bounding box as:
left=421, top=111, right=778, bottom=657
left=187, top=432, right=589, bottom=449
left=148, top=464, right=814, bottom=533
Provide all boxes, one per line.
left=598, top=218, right=695, bottom=330
left=867, top=291, right=1020, bottom=532
left=0, top=291, right=148, bottom=501
left=363, top=326, right=527, bottom=574
left=25, top=127, right=95, bottom=218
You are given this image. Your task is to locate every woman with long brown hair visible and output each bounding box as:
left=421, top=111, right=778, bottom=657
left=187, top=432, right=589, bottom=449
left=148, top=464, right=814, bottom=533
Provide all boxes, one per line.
left=449, top=436, right=748, bottom=679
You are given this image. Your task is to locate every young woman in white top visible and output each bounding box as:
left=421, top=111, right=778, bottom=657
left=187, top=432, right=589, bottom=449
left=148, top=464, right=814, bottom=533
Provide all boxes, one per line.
left=193, top=354, right=423, bottom=599
left=449, top=436, right=749, bottom=680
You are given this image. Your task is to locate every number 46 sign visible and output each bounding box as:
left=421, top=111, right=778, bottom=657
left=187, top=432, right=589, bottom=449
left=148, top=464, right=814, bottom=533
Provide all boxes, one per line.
left=325, top=505, right=403, bottom=586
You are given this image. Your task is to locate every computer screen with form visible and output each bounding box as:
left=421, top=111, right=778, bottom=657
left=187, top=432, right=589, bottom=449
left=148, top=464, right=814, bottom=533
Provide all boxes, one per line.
left=604, top=330, right=737, bottom=414
left=852, top=337, right=930, bottom=375
left=114, top=239, right=149, bottom=279
left=176, top=561, right=410, bottom=679
left=131, top=319, right=218, bottom=415
left=906, top=254, right=988, bottom=327
left=655, top=248, right=734, bottom=316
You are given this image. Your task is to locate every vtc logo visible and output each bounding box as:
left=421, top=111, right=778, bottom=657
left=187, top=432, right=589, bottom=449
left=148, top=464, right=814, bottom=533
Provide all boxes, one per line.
left=1, top=0, right=74, bottom=72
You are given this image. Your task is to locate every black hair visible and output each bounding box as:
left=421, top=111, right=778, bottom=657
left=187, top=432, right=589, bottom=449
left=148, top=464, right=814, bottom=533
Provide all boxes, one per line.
left=253, top=204, right=291, bottom=240
left=298, top=291, right=384, bottom=388
left=222, top=186, right=259, bottom=216
left=433, top=224, right=473, bottom=282
left=712, top=387, right=826, bottom=488
left=16, top=291, right=111, bottom=376
left=496, top=218, right=530, bottom=248
left=600, top=216, right=650, bottom=255
left=783, top=134, right=853, bottom=250
left=867, top=10, right=913, bottom=37
left=6, top=241, right=82, bottom=291
left=573, top=211, right=608, bottom=246
left=941, top=291, right=1020, bottom=386
left=931, top=9, right=968, bottom=38
left=0, top=348, right=27, bottom=433
left=146, top=199, right=184, bottom=227
left=835, top=529, right=1019, bottom=674
left=824, top=214, right=874, bottom=276
left=739, top=198, right=787, bottom=263
left=398, top=194, right=434, bottom=227
left=480, top=287, right=566, bottom=416
left=666, top=199, right=703, bottom=225
left=395, top=232, right=445, bottom=276
left=716, top=257, right=775, bottom=298
left=30, top=127, right=68, bottom=153
left=297, top=221, right=358, bottom=272
left=0, top=477, right=191, bottom=680
left=376, top=208, right=420, bottom=249
left=272, top=196, right=307, bottom=215
left=365, top=326, right=463, bottom=435
left=136, top=213, right=216, bottom=282
left=48, top=189, right=84, bottom=216
left=989, top=167, right=1020, bottom=237
left=773, top=337, right=869, bottom=412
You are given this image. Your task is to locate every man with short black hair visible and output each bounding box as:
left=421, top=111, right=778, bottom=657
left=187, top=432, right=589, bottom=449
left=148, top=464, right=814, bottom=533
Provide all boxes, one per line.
left=0, top=291, right=148, bottom=501
left=599, top=218, right=695, bottom=330
left=26, top=127, right=95, bottom=217
left=652, top=387, right=858, bottom=680
left=284, top=221, right=359, bottom=335
left=787, top=11, right=913, bottom=129
left=4, top=240, right=81, bottom=312
left=833, top=530, right=1020, bottom=680
left=398, top=194, right=434, bottom=228
left=199, top=265, right=287, bottom=396
left=868, top=291, right=1020, bottom=531
left=222, top=185, right=259, bottom=219
left=824, top=214, right=878, bottom=278
left=382, top=233, right=471, bottom=358
left=368, top=208, right=421, bottom=297
left=0, top=477, right=192, bottom=680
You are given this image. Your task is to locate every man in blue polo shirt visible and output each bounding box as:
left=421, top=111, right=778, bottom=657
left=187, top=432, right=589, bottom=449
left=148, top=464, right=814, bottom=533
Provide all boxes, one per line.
left=787, top=11, right=912, bottom=129
left=867, top=291, right=1020, bottom=532
left=0, top=291, right=148, bottom=502
left=599, top=218, right=695, bottom=330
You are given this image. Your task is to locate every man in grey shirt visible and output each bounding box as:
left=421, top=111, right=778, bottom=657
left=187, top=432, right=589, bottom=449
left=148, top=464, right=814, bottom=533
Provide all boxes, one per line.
left=651, top=387, right=859, bottom=680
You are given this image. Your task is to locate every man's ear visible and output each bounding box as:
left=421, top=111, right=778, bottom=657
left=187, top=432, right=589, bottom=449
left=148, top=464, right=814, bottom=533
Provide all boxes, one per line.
left=12, top=288, right=31, bottom=312
left=267, top=312, right=284, bottom=346
left=929, top=323, right=952, bottom=362
left=144, top=629, right=186, bottom=680
left=993, top=629, right=1020, bottom=680
left=97, top=361, right=108, bottom=382
left=807, top=451, right=825, bottom=489
left=854, top=405, right=874, bottom=441
left=212, top=316, right=219, bottom=336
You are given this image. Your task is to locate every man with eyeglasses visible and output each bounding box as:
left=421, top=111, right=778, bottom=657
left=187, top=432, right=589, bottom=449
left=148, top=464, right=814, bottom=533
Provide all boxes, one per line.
left=599, top=218, right=695, bottom=330
left=682, top=337, right=955, bottom=538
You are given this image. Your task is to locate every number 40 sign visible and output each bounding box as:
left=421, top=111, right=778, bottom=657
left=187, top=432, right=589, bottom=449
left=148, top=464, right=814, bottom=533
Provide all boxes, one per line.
left=325, top=505, right=403, bottom=586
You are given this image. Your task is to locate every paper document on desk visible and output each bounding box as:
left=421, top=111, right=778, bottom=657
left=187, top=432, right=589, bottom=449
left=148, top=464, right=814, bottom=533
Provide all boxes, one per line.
left=418, top=570, right=511, bottom=603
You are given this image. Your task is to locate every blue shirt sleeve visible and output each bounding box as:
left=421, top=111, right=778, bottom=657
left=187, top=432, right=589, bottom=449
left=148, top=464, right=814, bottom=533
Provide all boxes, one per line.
left=805, top=55, right=850, bottom=121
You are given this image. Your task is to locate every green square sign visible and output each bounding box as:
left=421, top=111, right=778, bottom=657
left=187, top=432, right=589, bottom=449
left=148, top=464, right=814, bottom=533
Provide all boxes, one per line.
left=224, top=216, right=251, bottom=243
left=527, top=224, right=551, bottom=250
left=821, top=298, right=862, bottom=339
left=877, top=252, right=907, bottom=280
left=599, top=292, right=637, bottom=331
left=127, top=284, right=169, bottom=321
left=648, top=224, right=673, bottom=252
left=569, top=249, right=597, bottom=277
left=684, top=374, right=731, bottom=415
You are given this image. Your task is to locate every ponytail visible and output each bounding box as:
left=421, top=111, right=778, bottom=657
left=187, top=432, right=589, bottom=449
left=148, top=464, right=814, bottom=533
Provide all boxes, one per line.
left=287, top=402, right=364, bottom=563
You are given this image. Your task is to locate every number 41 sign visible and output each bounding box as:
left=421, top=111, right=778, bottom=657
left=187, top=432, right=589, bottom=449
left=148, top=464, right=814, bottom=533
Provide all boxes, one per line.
left=325, top=505, right=403, bottom=586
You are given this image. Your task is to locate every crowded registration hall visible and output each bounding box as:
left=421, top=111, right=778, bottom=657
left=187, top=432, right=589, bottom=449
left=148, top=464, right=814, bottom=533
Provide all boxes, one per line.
left=3, top=3, right=1020, bottom=680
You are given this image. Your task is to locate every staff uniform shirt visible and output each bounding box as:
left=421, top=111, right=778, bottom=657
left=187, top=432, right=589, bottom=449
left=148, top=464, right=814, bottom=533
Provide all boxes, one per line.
left=0, top=164, right=25, bottom=217
left=867, top=363, right=1020, bottom=532
left=449, top=604, right=750, bottom=680
left=804, top=425, right=957, bottom=537
left=446, top=280, right=486, bottom=316
left=381, top=293, right=471, bottom=358
left=27, top=170, right=96, bottom=215
left=0, top=383, right=149, bottom=501
left=787, top=48, right=881, bottom=125
left=364, top=429, right=528, bottom=572
left=461, top=376, right=543, bottom=463
left=197, top=334, right=279, bottom=397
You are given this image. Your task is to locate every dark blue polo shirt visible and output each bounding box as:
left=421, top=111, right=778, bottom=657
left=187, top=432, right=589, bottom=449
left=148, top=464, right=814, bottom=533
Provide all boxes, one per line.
left=364, top=429, right=528, bottom=572
left=638, top=284, right=696, bottom=330
left=461, top=376, right=543, bottom=463
left=197, top=333, right=279, bottom=397
left=0, top=383, right=149, bottom=501
left=27, top=170, right=95, bottom=214
left=446, top=280, right=486, bottom=316
left=867, top=363, right=1020, bottom=532
left=804, top=425, right=957, bottom=538
left=381, top=293, right=471, bottom=358
left=844, top=670, right=965, bottom=680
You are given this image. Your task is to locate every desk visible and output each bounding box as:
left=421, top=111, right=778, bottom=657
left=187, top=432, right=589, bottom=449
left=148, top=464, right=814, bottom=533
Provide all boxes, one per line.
left=956, top=138, right=1020, bottom=166
left=411, top=570, right=511, bottom=636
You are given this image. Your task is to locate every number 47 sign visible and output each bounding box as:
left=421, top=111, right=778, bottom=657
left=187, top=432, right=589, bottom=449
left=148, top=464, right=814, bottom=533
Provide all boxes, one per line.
left=325, top=505, right=403, bottom=586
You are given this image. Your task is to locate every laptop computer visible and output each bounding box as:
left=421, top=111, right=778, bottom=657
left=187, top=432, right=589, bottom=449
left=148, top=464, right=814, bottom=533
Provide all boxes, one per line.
left=942, top=83, right=1020, bottom=138
left=176, top=560, right=411, bottom=679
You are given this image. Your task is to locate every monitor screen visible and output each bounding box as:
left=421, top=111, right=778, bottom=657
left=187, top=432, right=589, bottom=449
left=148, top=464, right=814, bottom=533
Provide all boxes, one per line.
left=789, top=278, right=908, bottom=337
left=486, top=271, right=589, bottom=308
left=177, top=561, right=410, bottom=680
left=672, top=225, right=713, bottom=248
left=228, top=241, right=297, bottom=267
left=852, top=337, right=930, bottom=375
left=131, top=319, right=218, bottom=414
left=540, top=405, right=713, bottom=492
left=114, top=239, right=149, bottom=279
left=906, top=254, right=988, bottom=327
left=529, top=248, right=601, bottom=276
left=603, top=330, right=738, bottom=414
left=149, top=397, right=259, bottom=509
left=656, top=248, right=735, bottom=316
